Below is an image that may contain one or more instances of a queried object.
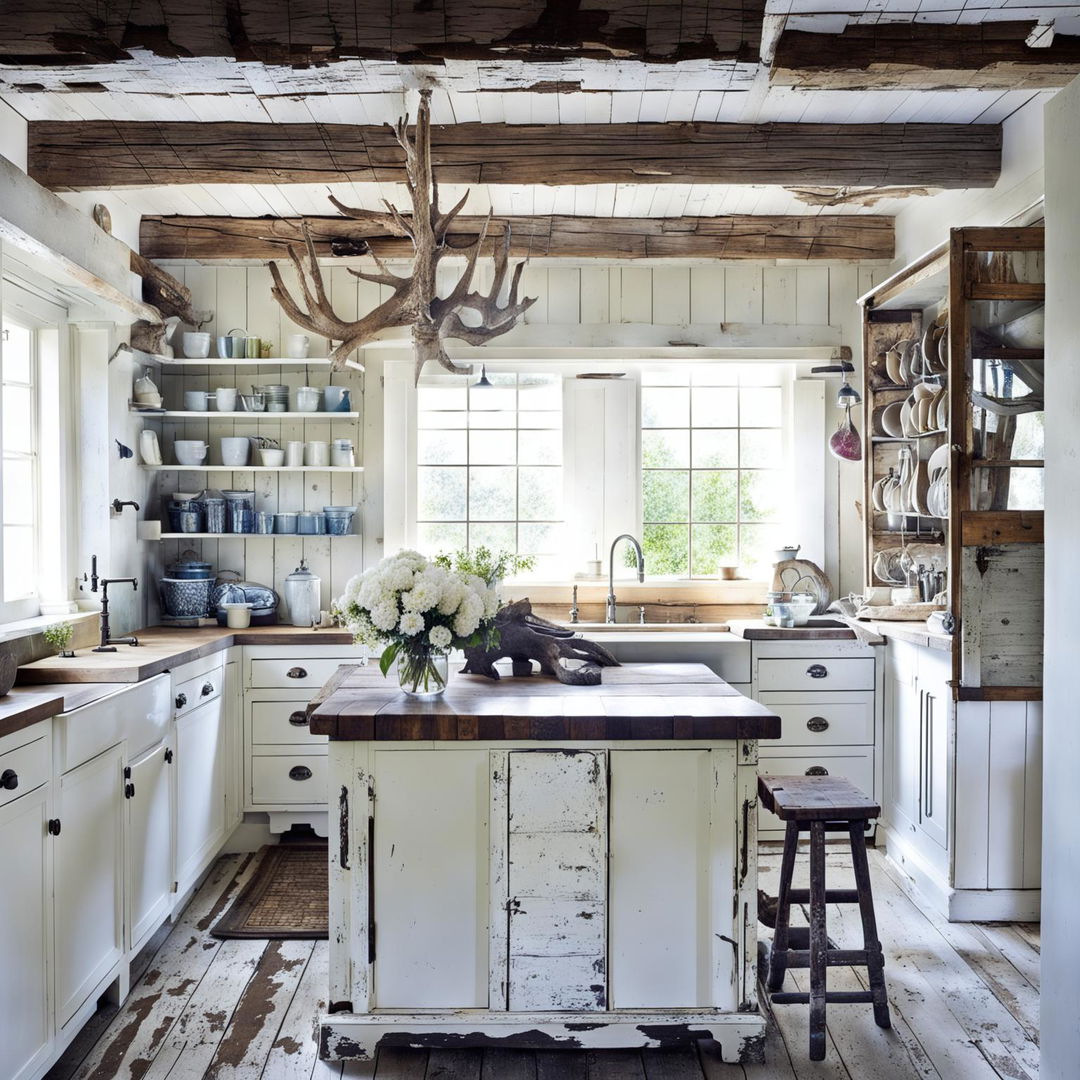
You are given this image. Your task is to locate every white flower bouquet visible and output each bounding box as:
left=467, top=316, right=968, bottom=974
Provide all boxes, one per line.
left=334, top=549, right=500, bottom=696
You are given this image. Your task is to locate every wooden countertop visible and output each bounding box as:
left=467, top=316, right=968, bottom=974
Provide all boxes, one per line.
left=308, top=661, right=782, bottom=741
left=861, top=619, right=953, bottom=653
left=0, top=687, right=66, bottom=741
left=17, top=624, right=357, bottom=684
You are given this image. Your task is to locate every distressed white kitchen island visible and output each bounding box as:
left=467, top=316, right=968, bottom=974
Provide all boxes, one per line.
left=307, top=661, right=781, bottom=1063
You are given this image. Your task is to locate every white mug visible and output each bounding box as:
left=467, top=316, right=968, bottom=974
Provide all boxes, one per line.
left=215, top=387, right=238, bottom=412
left=286, top=334, right=310, bottom=359
left=220, top=436, right=250, bottom=466
left=304, top=440, right=329, bottom=467
left=285, top=440, right=305, bottom=467
left=183, top=390, right=209, bottom=411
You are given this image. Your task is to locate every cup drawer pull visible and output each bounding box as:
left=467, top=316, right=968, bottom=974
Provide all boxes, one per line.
left=288, top=711, right=308, bottom=727
left=805, top=765, right=829, bottom=776
left=201, top=681, right=214, bottom=697
left=806, top=716, right=830, bottom=733
left=286, top=667, right=308, bottom=680
left=289, top=765, right=313, bottom=782
left=806, top=664, right=828, bottom=679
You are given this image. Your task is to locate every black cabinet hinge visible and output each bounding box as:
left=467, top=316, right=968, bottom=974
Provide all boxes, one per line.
left=164, top=748, right=174, bottom=764
left=47, top=819, right=61, bottom=836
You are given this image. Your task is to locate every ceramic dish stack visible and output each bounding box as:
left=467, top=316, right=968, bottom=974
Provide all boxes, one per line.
left=253, top=384, right=289, bottom=410
left=925, top=443, right=950, bottom=519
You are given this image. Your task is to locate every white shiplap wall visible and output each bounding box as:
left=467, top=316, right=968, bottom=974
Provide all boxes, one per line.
left=148, top=260, right=882, bottom=616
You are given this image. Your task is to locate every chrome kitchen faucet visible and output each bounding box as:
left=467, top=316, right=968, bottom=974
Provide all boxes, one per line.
left=606, top=533, right=645, bottom=623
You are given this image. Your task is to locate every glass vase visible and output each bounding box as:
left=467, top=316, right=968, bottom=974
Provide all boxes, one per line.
left=396, top=648, right=449, bottom=699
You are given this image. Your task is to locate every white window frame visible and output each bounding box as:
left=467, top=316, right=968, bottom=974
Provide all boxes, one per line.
left=383, top=355, right=827, bottom=585
left=0, top=275, right=72, bottom=623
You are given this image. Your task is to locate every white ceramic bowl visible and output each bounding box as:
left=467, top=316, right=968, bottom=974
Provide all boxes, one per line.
left=258, top=448, right=285, bottom=467
left=182, top=332, right=211, bottom=359
left=174, top=440, right=208, bottom=466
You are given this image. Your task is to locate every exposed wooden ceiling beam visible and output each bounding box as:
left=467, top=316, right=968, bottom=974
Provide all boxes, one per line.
left=772, top=21, right=1080, bottom=91
left=29, top=120, right=1000, bottom=191
left=0, top=1, right=764, bottom=65
left=139, top=214, right=894, bottom=262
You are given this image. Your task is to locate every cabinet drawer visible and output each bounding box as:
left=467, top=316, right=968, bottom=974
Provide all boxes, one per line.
left=756, top=692, right=874, bottom=747
left=247, top=657, right=354, bottom=690
left=174, top=667, right=222, bottom=717
left=250, top=754, right=327, bottom=805
left=757, top=657, right=875, bottom=693
left=250, top=701, right=328, bottom=746
left=0, top=735, right=49, bottom=810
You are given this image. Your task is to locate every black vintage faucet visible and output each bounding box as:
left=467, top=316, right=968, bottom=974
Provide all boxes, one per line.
left=87, top=555, right=140, bottom=652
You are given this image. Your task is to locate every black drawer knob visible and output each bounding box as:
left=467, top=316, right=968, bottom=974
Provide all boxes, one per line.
left=175, top=692, right=187, bottom=709
left=289, top=765, right=313, bottom=782
left=289, top=711, right=308, bottom=727
left=805, top=765, right=830, bottom=777
left=807, top=664, right=828, bottom=679
left=0, top=769, right=18, bottom=791
left=286, top=666, right=308, bottom=680
left=806, top=716, right=829, bottom=733
left=201, top=682, right=214, bottom=697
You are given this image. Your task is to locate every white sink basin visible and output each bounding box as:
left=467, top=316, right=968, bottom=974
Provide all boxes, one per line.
left=570, top=622, right=730, bottom=634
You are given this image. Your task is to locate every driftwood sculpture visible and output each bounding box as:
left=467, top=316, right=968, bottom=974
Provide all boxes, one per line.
left=461, top=599, right=620, bottom=687
left=269, top=88, right=536, bottom=381
left=129, top=250, right=212, bottom=354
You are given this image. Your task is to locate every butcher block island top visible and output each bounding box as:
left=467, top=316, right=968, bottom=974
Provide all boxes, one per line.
left=311, top=661, right=778, bottom=1065
left=309, top=661, right=781, bottom=741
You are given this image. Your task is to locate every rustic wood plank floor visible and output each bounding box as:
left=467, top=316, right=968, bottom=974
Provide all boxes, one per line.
left=49, top=846, right=1040, bottom=1080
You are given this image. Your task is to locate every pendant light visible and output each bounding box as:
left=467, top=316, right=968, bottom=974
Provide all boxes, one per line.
left=473, top=364, right=493, bottom=389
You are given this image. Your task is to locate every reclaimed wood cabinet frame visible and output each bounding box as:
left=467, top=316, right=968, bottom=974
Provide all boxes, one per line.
left=860, top=226, right=1045, bottom=702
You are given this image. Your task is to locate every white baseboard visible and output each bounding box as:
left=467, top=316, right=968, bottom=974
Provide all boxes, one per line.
left=881, top=823, right=1041, bottom=922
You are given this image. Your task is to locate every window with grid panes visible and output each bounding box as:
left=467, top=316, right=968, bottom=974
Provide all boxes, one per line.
left=640, top=366, right=788, bottom=577
left=1, top=318, right=39, bottom=614
left=415, top=373, right=563, bottom=574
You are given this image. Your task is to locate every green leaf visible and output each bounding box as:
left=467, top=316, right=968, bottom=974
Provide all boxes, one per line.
left=379, top=641, right=401, bottom=677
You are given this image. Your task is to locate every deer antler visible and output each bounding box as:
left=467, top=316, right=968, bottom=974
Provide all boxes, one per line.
left=268, top=89, right=535, bottom=380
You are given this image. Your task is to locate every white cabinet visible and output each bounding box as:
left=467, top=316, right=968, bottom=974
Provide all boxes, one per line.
left=242, top=646, right=361, bottom=832
left=126, top=738, right=174, bottom=955
left=53, top=743, right=125, bottom=1030
left=174, top=696, right=226, bottom=897
left=0, top=731, right=52, bottom=1080
left=918, top=649, right=951, bottom=850
left=752, top=640, right=882, bottom=838
left=329, top=738, right=758, bottom=1058
left=224, top=656, right=243, bottom=833
left=882, top=635, right=1042, bottom=920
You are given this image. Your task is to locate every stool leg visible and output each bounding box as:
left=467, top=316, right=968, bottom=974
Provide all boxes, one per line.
left=767, top=820, right=799, bottom=992
left=849, top=822, right=891, bottom=1030
left=808, top=819, right=828, bottom=1061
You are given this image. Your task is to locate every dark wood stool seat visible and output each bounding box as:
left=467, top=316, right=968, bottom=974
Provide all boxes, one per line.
left=758, top=774, right=891, bottom=1061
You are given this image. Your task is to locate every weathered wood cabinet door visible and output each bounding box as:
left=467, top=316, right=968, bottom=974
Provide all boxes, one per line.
left=506, top=750, right=607, bottom=1011
left=372, top=748, right=490, bottom=1009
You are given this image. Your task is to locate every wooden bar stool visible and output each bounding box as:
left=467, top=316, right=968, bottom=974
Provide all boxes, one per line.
left=757, top=774, right=891, bottom=1061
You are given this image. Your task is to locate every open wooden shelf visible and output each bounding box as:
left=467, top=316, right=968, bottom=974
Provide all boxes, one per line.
left=130, top=408, right=360, bottom=420
left=140, top=465, right=364, bottom=473
left=131, top=348, right=364, bottom=372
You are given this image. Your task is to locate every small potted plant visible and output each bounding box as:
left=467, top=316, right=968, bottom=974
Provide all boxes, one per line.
left=43, top=621, right=75, bottom=658
left=434, top=546, right=535, bottom=596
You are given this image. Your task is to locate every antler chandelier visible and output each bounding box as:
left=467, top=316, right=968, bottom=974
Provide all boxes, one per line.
left=269, top=89, right=536, bottom=382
